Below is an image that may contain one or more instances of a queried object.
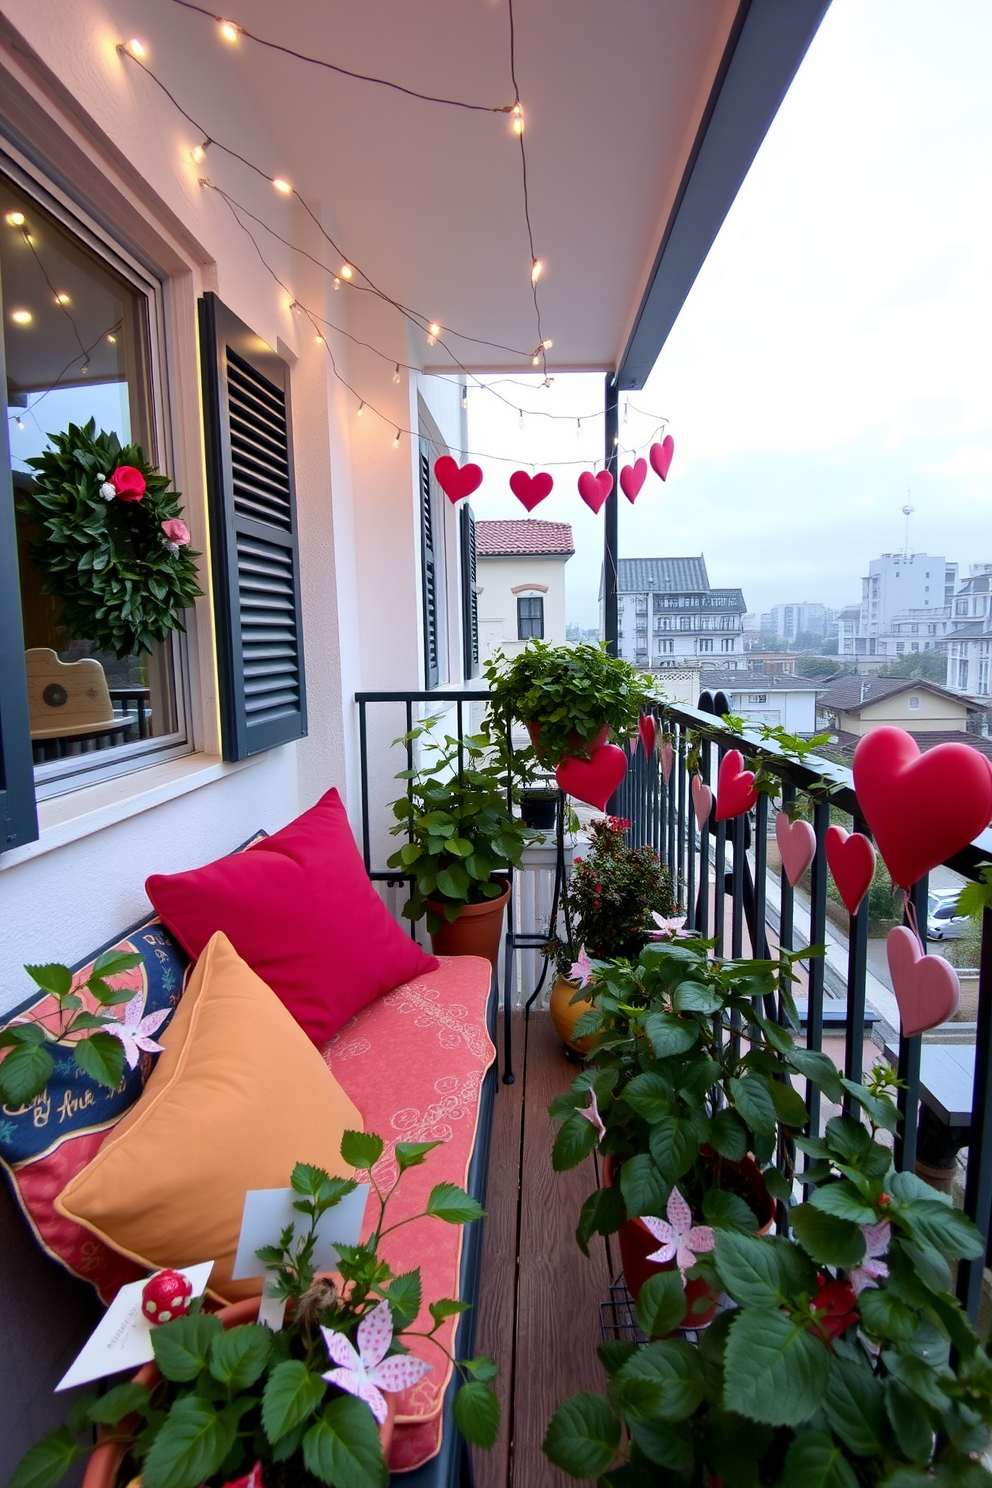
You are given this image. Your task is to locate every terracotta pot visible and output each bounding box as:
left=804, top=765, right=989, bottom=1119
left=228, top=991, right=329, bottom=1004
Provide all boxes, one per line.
left=427, top=879, right=510, bottom=969
left=605, top=1153, right=774, bottom=1332
left=83, top=1297, right=396, bottom=1487
left=525, top=720, right=609, bottom=766
left=549, top=974, right=597, bottom=1054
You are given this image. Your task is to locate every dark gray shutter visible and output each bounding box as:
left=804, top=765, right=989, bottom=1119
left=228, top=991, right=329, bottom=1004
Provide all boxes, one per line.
left=419, top=442, right=440, bottom=689
left=0, top=319, right=38, bottom=851
left=198, top=293, right=306, bottom=760
left=460, top=503, right=479, bottom=680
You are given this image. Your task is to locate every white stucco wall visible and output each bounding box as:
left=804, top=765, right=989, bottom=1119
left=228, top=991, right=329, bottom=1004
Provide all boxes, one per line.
left=477, top=553, right=569, bottom=660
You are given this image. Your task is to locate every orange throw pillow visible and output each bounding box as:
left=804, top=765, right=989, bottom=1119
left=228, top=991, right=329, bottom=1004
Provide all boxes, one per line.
left=56, top=932, right=363, bottom=1303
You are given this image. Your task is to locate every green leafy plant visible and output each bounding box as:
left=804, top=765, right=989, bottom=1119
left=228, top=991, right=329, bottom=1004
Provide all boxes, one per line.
left=387, top=719, right=542, bottom=933
left=13, top=1132, right=499, bottom=1488
left=544, top=1089, right=992, bottom=1486
left=18, top=419, right=202, bottom=658
left=547, top=815, right=677, bottom=976
left=0, top=950, right=146, bottom=1106
left=483, top=640, right=657, bottom=767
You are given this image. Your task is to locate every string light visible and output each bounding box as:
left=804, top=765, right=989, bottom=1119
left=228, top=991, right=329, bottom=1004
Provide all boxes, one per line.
left=218, top=19, right=239, bottom=41
left=461, top=389, right=468, bottom=409
left=333, top=277, right=340, bottom=290
left=531, top=354, right=540, bottom=366
left=511, top=102, right=524, bottom=134
left=542, top=339, right=553, bottom=350
left=518, top=409, right=524, bottom=429
left=393, top=428, right=401, bottom=448
left=125, top=38, right=147, bottom=57
left=11, top=309, right=31, bottom=324
left=55, top=292, right=71, bottom=305
left=315, top=333, right=324, bottom=344
left=271, top=177, right=292, bottom=194
left=356, top=400, right=365, bottom=416
left=107, top=333, right=117, bottom=344
left=530, top=259, right=543, bottom=284
left=191, top=140, right=209, bottom=164
left=393, top=364, right=401, bottom=384
left=81, top=360, right=90, bottom=375
left=15, top=416, right=24, bottom=430
left=5, top=211, right=25, bottom=227
left=340, top=263, right=354, bottom=280
left=427, top=322, right=441, bottom=347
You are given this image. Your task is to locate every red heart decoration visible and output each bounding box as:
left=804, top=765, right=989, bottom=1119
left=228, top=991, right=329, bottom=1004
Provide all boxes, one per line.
left=853, top=727, right=992, bottom=889
left=714, top=749, right=758, bottom=822
left=887, top=926, right=960, bottom=1036
left=620, top=459, right=647, bottom=504
left=638, top=714, right=656, bottom=759
left=659, top=739, right=674, bottom=785
left=509, top=470, right=553, bottom=512
left=555, top=743, right=627, bottom=812
left=775, top=813, right=816, bottom=887
left=434, top=455, right=483, bottom=505
left=825, top=826, right=876, bottom=916
left=691, top=774, right=712, bottom=829
left=577, top=470, right=614, bottom=514
left=649, top=435, right=674, bottom=482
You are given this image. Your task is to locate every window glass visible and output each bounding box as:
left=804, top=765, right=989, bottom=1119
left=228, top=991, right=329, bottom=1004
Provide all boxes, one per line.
left=2, top=172, right=186, bottom=794
left=517, top=595, right=543, bottom=640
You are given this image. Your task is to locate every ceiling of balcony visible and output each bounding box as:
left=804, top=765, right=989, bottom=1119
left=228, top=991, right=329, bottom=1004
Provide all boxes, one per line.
left=170, top=0, right=743, bottom=376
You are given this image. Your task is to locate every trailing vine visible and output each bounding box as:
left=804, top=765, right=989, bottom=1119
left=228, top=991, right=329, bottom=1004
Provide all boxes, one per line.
left=18, top=419, right=202, bottom=659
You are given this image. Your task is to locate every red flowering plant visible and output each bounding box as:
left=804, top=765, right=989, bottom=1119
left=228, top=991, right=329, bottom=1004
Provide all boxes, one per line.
left=547, top=815, right=677, bottom=978
left=544, top=1069, right=992, bottom=1486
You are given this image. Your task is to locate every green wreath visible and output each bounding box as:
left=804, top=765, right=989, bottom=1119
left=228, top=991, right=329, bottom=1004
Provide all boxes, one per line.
left=18, top=419, right=203, bottom=660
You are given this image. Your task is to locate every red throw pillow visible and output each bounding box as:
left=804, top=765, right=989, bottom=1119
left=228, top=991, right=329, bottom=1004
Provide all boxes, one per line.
left=146, top=789, right=437, bottom=1045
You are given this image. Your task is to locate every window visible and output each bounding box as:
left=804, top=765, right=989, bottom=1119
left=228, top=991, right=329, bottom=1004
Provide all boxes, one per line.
left=656, top=638, right=674, bottom=654
left=698, top=638, right=713, bottom=653
left=908, top=695, right=920, bottom=710
left=517, top=596, right=544, bottom=640
left=2, top=166, right=190, bottom=805
left=721, top=638, right=735, bottom=652
left=748, top=693, right=768, bottom=704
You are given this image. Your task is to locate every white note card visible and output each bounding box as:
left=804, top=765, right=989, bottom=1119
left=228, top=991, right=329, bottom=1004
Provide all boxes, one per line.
left=56, top=1261, right=215, bottom=1391
left=231, top=1182, right=371, bottom=1283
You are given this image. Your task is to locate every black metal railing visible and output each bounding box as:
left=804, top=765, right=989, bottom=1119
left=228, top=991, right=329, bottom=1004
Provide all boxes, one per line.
left=357, top=688, right=992, bottom=1322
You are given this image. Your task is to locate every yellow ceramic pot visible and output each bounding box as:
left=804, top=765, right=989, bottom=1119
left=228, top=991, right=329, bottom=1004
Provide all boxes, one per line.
left=549, top=973, right=596, bottom=1054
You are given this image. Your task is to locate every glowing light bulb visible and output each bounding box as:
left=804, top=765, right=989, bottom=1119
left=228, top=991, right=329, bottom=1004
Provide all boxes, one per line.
left=107, top=333, right=117, bottom=344
left=15, top=416, right=24, bottom=430
left=333, top=277, right=340, bottom=290
left=272, top=177, right=292, bottom=194
left=11, top=309, right=31, bottom=324
left=511, top=103, right=524, bottom=134
left=315, top=333, right=324, bottom=344
left=219, top=20, right=239, bottom=41
left=393, top=429, right=401, bottom=448
left=531, top=259, right=543, bottom=283
left=127, top=39, right=146, bottom=57
left=428, top=323, right=441, bottom=342
left=531, top=355, right=540, bottom=366
left=542, top=339, right=553, bottom=350
left=461, top=390, right=468, bottom=409
left=81, top=360, right=90, bottom=375
left=518, top=409, right=524, bottom=429
left=357, top=401, right=365, bottom=417
left=55, top=292, right=71, bottom=305
left=393, top=364, right=401, bottom=384
left=191, top=141, right=208, bottom=164
left=5, top=211, right=25, bottom=227
left=340, top=263, right=353, bottom=280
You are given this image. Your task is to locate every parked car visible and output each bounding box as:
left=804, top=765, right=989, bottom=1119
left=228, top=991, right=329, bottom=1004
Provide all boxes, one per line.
left=927, top=889, right=969, bottom=941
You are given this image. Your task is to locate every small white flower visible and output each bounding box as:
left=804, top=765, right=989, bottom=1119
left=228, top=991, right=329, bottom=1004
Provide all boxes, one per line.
left=162, top=539, right=180, bottom=554
left=99, top=481, right=117, bottom=501
left=321, top=1300, right=431, bottom=1424
left=642, top=1188, right=715, bottom=1276
left=102, top=992, right=169, bottom=1069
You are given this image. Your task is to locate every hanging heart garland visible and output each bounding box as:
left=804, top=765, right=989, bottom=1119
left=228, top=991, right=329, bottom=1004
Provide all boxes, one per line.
left=691, top=774, right=713, bottom=830
left=649, top=435, right=674, bottom=482
left=887, top=925, right=960, bottom=1036
left=659, top=737, right=674, bottom=785
left=577, top=470, right=613, bottom=514
left=434, top=455, right=483, bottom=505
left=852, top=727, right=992, bottom=889
left=714, top=750, right=758, bottom=822
left=555, top=742, right=628, bottom=812
left=824, top=826, right=876, bottom=917
left=509, top=470, right=553, bottom=512
left=775, top=814, right=816, bottom=887
left=638, top=713, right=657, bottom=759
left=619, top=459, right=647, bottom=504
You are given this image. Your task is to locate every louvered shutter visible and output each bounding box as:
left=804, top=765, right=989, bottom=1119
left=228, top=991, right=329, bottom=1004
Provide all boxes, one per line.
left=419, top=442, right=440, bottom=689
left=198, top=293, right=307, bottom=760
left=460, top=503, right=479, bottom=680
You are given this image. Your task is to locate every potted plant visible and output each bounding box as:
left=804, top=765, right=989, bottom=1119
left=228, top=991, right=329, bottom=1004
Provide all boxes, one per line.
left=387, top=719, right=542, bottom=965
left=545, top=815, right=677, bottom=1052
left=14, top=1130, right=499, bottom=1488
left=482, top=640, right=656, bottom=768
left=543, top=1075, right=992, bottom=1486
left=518, top=785, right=559, bottom=831
left=549, top=935, right=859, bottom=1322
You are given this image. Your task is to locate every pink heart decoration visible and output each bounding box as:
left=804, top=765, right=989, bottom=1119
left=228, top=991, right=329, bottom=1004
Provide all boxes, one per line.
left=714, top=750, right=758, bottom=822
left=659, top=739, right=674, bottom=785
left=887, top=925, right=960, bottom=1036
left=649, top=435, right=674, bottom=482
left=853, top=727, right=992, bottom=889
left=577, top=470, right=614, bottom=514
left=775, top=813, right=816, bottom=887
left=509, top=470, right=553, bottom=512
left=555, top=743, right=628, bottom=812
left=434, top=455, right=483, bottom=505
left=691, top=774, right=712, bottom=830
left=620, top=459, right=647, bottom=504
left=825, top=826, right=876, bottom=916
left=638, top=714, right=656, bottom=759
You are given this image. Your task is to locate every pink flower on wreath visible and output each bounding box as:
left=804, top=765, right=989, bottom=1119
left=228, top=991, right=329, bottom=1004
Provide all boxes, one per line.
left=321, top=1300, right=431, bottom=1424
left=161, top=518, right=191, bottom=554
left=108, top=464, right=146, bottom=501
left=569, top=945, right=595, bottom=989
left=642, top=1188, right=714, bottom=1276
left=848, top=1220, right=891, bottom=1295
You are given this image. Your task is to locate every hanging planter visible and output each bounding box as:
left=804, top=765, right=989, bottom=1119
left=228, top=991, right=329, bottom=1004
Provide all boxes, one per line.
left=18, top=419, right=202, bottom=659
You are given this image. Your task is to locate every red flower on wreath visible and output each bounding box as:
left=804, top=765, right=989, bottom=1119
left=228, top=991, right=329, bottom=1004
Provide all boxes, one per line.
left=109, top=464, right=146, bottom=501
left=810, top=1274, right=858, bottom=1342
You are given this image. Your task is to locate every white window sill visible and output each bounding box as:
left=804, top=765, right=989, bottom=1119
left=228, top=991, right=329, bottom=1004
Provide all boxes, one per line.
left=0, top=753, right=262, bottom=869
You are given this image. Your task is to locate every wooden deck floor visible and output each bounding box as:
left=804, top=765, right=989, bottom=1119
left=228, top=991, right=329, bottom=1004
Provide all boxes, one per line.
left=471, top=1012, right=613, bottom=1488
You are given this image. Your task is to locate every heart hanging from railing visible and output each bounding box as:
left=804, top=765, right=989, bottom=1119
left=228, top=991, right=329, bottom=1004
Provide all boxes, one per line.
left=434, top=456, right=483, bottom=504
left=620, top=459, right=647, bottom=504
left=577, top=470, right=613, bottom=514
left=775, top=813, right=816, bottom=887
left=509, top=470, right=553, bottom=512
left=649, top=435, right=674, bottom=481
left=714, top=750, right=758, bottom=822
left=691, top=774, right=712, bottom=830
left=638, top=713, right=656, bottom=759
left=555, top=742, right=627, bottom=812
left=824, top=826, right=876, bottom=916
left=887, top=925, right=960, bottom=1036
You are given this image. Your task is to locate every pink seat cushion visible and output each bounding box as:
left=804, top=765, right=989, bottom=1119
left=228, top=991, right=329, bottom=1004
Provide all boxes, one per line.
left=325, top=954, right=495, bottom=1474
left=146, top=788, right=438, bottom=1046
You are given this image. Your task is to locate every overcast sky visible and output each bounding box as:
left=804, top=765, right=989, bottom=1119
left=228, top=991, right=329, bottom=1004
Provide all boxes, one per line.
left=465, top=0, right=992, bottom=629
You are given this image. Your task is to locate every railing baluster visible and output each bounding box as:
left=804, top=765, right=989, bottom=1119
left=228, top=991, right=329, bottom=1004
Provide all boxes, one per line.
left=958, top=906, right=992, bottom=1321
left=842, top=811, right=872, bottom=1112
left=805, top=798, right=831, bottom=1144
left=895, top=875, right=928, bottom=1173
left=676, top=732, right=688, bottom=909
left=731, top=814, right=745, bottom=959
left=665, top=716, right=676, bottom=879
left=714, top=767, right=726, bottom=958
left=697, top=737, right=711, bottom=940
left=359, top=699, right=371, bottom=872
left=779, top=782, right=796, bottom=957
left=752, top=792, right=768, bottom=961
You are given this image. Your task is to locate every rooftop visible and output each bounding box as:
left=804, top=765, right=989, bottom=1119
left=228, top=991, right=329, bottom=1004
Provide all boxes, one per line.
left=695, top=668, right=826, bottom=692
left=817, top=675, right=980, bottom=714
left=830, top=729, right=992, bottom=761
left=475, top=520, right=574, bottom=558
left=618, top=556, right=709, bottom=593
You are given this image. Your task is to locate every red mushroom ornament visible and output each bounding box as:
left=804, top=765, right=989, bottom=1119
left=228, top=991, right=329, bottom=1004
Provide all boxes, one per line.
left=142, top=1268, right=193, bottom=1326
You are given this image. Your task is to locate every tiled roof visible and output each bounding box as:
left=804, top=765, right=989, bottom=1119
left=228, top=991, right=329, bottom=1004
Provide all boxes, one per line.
left=831, top=729, right=992, bottom=761
left=694, top=668, right=825, bottom=692
left=817, top=676, right=974, bottom=713
left=476, top=520, right=574, bottom=557
left=618, top=557, right=710, bottom=593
